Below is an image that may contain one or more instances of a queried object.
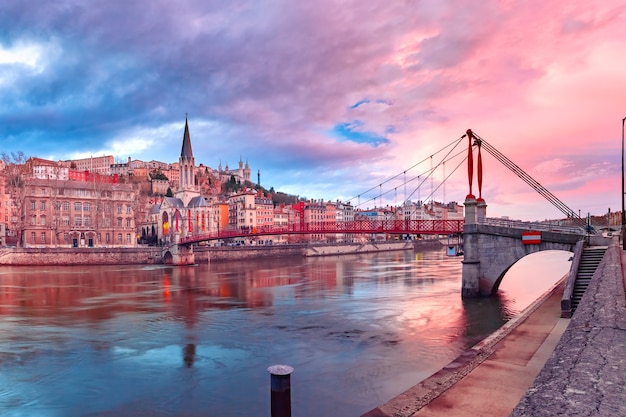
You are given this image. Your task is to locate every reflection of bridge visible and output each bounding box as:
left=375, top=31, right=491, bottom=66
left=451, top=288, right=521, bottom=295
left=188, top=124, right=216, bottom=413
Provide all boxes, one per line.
left=179, top=220, right=464, bottom=245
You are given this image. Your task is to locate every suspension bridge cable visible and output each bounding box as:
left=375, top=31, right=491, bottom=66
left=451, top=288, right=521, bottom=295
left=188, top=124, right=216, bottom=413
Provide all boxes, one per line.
left=420, top=153, right=468, bottom=205
left=356, top=146, right=468, bottom=209
left=405, top=149, right=467, bottom=204
left=403, top=147, right=468, bottom=204
left=345, top=135, right=466, bottom=205
left=472, top=132, right=586, bottom=226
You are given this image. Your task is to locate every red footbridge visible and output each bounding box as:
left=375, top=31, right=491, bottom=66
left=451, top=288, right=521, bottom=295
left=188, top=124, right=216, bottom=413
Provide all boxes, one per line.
left=180, top=219, right=464, bottom=245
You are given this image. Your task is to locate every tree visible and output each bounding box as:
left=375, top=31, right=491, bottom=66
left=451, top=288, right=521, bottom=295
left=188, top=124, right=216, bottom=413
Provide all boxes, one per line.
left=1, top=151, right=29, bottom=246
left=166, top=187, right=173, bottom=197
left=150, top=169, right=168, bottom=181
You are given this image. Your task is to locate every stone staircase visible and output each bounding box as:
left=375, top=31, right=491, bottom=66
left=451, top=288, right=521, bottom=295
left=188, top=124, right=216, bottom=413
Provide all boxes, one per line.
left=570, top=247, right=607, bottom=313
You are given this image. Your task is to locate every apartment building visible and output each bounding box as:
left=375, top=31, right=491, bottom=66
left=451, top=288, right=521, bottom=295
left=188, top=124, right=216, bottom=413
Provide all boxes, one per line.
left=228, top=190, right=257, bottom=231
left=19, top=178, right=137, bottom=248
left=62, top=155, right=114, bottom=175
left=30, top=157, right=69, bottom=180
left=335, top=201, right=355, bottom=242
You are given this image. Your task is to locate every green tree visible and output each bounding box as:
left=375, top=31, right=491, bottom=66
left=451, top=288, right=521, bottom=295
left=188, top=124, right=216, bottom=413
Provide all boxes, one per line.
left=150, top=169, right=169, bottom=181
left=166, top=187, right=173, bottom=197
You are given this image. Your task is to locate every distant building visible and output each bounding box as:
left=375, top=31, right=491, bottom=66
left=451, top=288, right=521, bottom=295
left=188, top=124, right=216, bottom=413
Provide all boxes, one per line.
left=62, top=155, right=114, bottom=175
left=30, top=157, right=69, bottom=180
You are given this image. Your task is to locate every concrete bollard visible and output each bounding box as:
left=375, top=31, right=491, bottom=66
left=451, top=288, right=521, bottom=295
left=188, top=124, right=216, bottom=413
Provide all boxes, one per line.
left=267, top=364, right=294, bottom=417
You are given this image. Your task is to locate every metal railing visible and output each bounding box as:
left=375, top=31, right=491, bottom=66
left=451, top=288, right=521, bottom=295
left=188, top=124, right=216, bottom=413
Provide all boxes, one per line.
left=478, top=217, right=588, bottom=235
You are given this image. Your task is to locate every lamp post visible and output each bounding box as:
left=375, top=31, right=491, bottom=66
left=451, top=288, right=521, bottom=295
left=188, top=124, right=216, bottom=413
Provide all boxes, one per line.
left=622, top=116, right=626, bottom=250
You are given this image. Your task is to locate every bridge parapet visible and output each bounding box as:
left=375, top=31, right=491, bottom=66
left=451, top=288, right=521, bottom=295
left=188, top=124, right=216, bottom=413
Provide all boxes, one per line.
left=478, top=217, right=587, bottom=236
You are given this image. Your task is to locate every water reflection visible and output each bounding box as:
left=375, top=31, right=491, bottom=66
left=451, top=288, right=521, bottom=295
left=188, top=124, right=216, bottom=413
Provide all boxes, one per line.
left=0, top=249, right=571, bottom=417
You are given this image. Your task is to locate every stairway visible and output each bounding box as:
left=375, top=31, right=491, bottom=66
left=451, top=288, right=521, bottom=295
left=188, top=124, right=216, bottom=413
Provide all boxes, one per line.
left=570, top=247, right=607, bottom=313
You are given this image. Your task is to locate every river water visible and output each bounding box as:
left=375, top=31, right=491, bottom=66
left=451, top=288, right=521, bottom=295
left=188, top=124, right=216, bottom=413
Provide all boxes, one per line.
left=0, top=248, right=572, bottom=417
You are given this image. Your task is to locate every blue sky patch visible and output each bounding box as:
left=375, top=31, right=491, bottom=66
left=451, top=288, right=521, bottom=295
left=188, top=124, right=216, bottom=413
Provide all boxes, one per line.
left=330, top=120, right=390, bottom=147
left=349, top=98, right=371, bottom=109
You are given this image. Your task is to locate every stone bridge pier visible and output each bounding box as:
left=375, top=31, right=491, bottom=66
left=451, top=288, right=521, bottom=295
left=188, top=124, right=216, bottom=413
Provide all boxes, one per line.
left=461, top=198, right=581, bottom=298
left=162, top=243, right=195, bottom=265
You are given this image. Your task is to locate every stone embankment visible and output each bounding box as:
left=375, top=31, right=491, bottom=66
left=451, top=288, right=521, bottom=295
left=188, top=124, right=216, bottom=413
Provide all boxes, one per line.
left=510, top=241, right=626, bottom=416
left=0, top=240, right=416, bottom=265
left=0, top=246, right=163, bottom=265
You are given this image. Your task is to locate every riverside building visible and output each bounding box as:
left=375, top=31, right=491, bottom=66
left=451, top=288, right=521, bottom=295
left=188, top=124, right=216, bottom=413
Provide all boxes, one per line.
left=19, top=178, right=137, bottom=248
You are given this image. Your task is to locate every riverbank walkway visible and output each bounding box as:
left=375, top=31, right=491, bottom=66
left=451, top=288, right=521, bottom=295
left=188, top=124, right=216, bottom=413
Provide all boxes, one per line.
left=363, top=240, right=626, bottom=417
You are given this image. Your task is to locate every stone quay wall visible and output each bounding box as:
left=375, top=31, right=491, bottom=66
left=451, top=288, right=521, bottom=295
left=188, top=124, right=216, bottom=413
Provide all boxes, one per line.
left=0, top=241, right=416, bottom=265
left=0, top=247, right=163, bottom=266
left=197, top=241, right=413, bottom=262
left=511, top=241, right=626, bottom=417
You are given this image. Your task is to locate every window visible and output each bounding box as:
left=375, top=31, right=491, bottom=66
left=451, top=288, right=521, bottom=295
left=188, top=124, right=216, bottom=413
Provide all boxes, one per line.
left=31, top=232, right=36, bottom=243
left=30, top=200, right=36, bottom=210
left=40, top=215, right=46, bottom=226
left=74, top=202, right=82, bottom=211
left=117, top=205, right=122, bottom=214
left=126, top=205, right=131, bottom=214
left=126, top=233, right=131, bottom=243
left=117, top=233, right=122, bottom=243
left=30, top=215, right=36, bottom=225
left=53, top=202, right=60, bottom=211
left=75, top=216, right=82, bottom=226
left=126, top=218, right=131, bottom=228
left=41, top=232, right=46, bottom=243
left=61, top=216, right=70, bottom=226
left=84, top=216, right=91, bottom=226
left=84, top=203, right=90, bottom=212
left=40, top=201, right=46, bottom=211
left=106, top=233, right=110, bottom=243
left=63, top=202, right=69, bottom=211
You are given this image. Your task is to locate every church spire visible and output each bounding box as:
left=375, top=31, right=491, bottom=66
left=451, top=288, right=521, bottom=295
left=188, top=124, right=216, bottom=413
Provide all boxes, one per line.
left=181, top=114, right=193, bottom=158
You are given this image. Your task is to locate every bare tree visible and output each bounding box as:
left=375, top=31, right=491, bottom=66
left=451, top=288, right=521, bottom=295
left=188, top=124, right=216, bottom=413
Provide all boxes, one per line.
left=1, top=151, right=29, bottom=247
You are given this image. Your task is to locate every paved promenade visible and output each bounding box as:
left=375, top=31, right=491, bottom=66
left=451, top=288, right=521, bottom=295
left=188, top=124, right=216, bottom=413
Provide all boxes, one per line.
left=511, top=242, right=626, bottom=416
left=363, top=241, right=626, bottom=417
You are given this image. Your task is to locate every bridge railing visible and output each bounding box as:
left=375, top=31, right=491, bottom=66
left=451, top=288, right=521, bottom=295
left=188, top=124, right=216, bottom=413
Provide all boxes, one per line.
left=478, top=217, right=587, bottom=235
left=179, top=219, right=465, bottom=244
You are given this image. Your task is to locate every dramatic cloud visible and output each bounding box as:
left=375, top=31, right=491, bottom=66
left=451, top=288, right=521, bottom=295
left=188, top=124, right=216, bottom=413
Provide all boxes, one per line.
left=1, top=0, right=625, bottom=220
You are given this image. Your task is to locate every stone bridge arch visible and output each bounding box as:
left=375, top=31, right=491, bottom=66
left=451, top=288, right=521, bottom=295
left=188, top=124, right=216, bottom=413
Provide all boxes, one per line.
left=161, top=244, right=195, bottom=266
left=462, top=223, right=581, bottom=297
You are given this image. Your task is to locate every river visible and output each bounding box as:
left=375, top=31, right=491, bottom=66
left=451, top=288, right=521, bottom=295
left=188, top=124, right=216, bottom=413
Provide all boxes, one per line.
left=0, top=248, right=572, bottom=417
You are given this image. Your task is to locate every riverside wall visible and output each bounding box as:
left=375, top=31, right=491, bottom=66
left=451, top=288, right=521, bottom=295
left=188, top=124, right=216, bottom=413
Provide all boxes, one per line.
left=510, top=241, right=626, bottom=416
left=196, top=240, right=414, bottom=262
left=0, top=240, right=416, bottom=265
left=0, top=247, right=163, bottom=266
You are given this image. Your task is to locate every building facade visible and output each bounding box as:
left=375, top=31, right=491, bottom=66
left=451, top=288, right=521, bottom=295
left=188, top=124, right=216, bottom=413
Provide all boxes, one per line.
left=20, top=178, right=138, bottom=248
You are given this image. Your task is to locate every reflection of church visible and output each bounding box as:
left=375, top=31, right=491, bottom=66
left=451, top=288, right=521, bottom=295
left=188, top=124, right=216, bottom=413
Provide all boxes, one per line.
left=154, top=117, right=211, bottom=244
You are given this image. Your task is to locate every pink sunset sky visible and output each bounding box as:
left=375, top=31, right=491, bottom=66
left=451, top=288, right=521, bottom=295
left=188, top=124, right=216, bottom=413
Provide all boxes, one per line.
left=1, top=0, right=625, bottom=221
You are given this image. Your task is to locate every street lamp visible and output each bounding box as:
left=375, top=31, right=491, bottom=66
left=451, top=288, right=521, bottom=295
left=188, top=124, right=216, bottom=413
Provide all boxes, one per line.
left=622, top=116, right=626, bottom=250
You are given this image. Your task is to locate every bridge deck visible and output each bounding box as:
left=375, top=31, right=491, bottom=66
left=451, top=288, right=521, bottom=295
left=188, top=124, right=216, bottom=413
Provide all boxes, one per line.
left=180, top=219, right=464, bottom=244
